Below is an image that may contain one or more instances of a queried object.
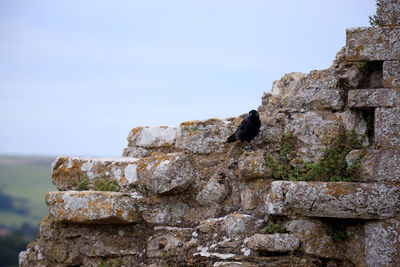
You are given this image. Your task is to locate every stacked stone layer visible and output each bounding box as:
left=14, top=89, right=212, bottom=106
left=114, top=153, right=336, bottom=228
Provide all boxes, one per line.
left=20, top=1, right=400, bottom=266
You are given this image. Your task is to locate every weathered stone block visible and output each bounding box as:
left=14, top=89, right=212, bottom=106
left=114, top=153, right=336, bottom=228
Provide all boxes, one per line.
left=221, top=214, right=256, bottom=238
left=365, top=218, right=400, bottom=267
left=348, top=89, right=399, bottom=108
left=377, top=0, right=400, bottom=26
left=176, top=118, right=234, bottom=154
left=271, top=72, right=305, bottom=96
left=241, top=187, right=259, bottom=211
left=52, top=153, right=197, bottom=195
left=266, top=181, right=400, bottom=219
left=282, top=88, right=344, bottom=112
left=19, top=216, right=147, bottom=266
left=46, top=191, right=143, bottom=223
left=285, top=111, right=342, bottom=162
left=345, top=224, right=366, bottom=267
left=127, top=126, right=180, bottom=147
left=52, top=156, right=140, bottom=190
left=238, top=150, right=266, bottom=181
left=285, top=219, right=344, bottom=259
left=375, top=107, right=400, bottom=149
left=357, top=149, right=400, bottom=182
left=123, top=126, right=180, bottom=157
left=147, top=226, right=192, bottom=258
left=196, top=175, right=228, bottom=206
left=383, top=61, right=400, bottom=88
left=138, top=152, right=196, bottom=195
left=141, top=200, right=189, bottom=225
left=345, top=26, right=400, bottom=61
left=246, top=233, right=299, bottom=252
left=335, top=110, right=369, bottom=143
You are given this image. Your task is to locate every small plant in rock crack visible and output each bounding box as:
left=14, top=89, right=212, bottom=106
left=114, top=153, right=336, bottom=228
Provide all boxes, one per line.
left=260, top=216, right=286, bottom=234
left=264, top=129, right=366, bottom=182
left=75, top=174, right=90, bottom=191
left=326, top=224, right=348, bottom=242
left=94, top=176, right=118, bottom=192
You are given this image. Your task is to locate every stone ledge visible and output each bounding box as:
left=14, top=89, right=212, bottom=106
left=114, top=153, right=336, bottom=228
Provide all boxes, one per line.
left=52, top=156, right=140, bottom=190
left=348, top=89, right=399, bottom=108
left=246, top=233, right=299, bottom=252
left=45, top=191, right=143, bottom=223
left=345, top=26, right=400, bottom=61
left=52, top=153, right=196, bottom=195
left=266, top=181, right=400, bottom=219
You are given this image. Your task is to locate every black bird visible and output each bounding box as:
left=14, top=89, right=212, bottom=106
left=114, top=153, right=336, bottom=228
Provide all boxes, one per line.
left=227, top=110, right=261, bottom=145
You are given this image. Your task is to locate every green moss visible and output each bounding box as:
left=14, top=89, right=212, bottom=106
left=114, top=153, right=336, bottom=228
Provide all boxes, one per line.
left=265, top=130, right=365, bottom=182
left=75, top=174, right=90, bottom=191
left=94, top=177, right=118, bottom=192
left=326, top=224, right=348, bottom=242
left=260, top=216, right=286, bottom=234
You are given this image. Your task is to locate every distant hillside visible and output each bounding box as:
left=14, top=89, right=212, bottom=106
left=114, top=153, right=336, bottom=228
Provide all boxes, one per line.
left=0, top=155, right=56, bottom=229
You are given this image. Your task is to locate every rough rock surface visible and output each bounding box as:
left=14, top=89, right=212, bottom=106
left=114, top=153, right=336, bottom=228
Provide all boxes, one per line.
left=345, top=26, right=400, bottom=61
left=20, top=5, right=400, bottom=266
left=266, top=181, right=400, bottom=219
left=365, top=218, right=400, bottom=267
left=46, top=191, right=143, bottom=223
left=348, top=88, right=399, bottom=108
left=375, top=107, right=400, bottom=149
left=285, top=219, right=344, bottom=259
left=383, top=61, right=400, bottom=88
left=247, top=233, right=299, bottom=252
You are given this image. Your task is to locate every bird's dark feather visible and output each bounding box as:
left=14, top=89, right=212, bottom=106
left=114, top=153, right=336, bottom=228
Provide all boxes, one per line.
left=227, top=110, right=261, bottom=143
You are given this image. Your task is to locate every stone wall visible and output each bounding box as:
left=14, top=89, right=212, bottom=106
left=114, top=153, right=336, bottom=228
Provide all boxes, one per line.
left=20, top=1, right=400, bottom=266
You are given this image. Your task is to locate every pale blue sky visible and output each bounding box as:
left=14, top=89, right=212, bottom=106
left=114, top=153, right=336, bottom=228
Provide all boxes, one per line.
left=0, top=1, right=376, bottom=156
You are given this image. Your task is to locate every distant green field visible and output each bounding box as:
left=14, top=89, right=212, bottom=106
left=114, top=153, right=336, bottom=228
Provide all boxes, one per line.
left=0, top=156, right=56, bottom=228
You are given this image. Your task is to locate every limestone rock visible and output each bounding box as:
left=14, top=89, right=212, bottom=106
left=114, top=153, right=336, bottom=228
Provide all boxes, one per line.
left=247, top=233, right=299, bottom=252
left=123, top=126, right=180, bottom=157
left=176, top=118, right=234, bottom=154
left=139, top=152, right=196, bottom=195
left=127, top=126, right=180, bottom=148
left=266, top=181, right=400, bottom=219
left=375, top=107, right=400, bottom=149
left=348, top=89, right=399, bottom=108
left=281, top=69, right=344, bottom=112
left=46, top=191, right=143, bottom=223
left=196, top=175, right=228, bottom=206
left=365, top=218, right=400, bottom=267
left=376, top=0, right=400, bottom=26
left=238, top=150, right=266, bottom=181
left=345, top=26, right=400, bottom=61
left=241, top=187, right=259, bottom=211
left=358, top=149, right=400, bottom=182
left=19, top=217, right=148, bottom=266
left=142, top=199, right=189, bottom=225
left=345, top=224, right=366, bottom=267
left=285, top=219, right=344, bottom=259
left=383, top=61, right=400, bottom=89
left=221, top=214, right=256, bottom=238
left=196, top=217, right=226, bottom=233
left=52, top=156, right=141, bottom=191
left=147, top=226, right=192, bottom=258
left=271, top=72, right=305, bottom=96
left=285, top=111, right=342, bottom=162
left=334, top=110, right=368, bottom=142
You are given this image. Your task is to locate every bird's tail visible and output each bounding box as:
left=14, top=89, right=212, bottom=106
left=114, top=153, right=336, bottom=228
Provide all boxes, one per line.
left=226, top=134, right=237, bottom=143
